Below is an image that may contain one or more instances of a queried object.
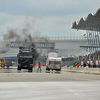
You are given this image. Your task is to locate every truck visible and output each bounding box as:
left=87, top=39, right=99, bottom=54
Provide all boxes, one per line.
left=0, top=57, right=6, bottom=68
left=46, top=51, right=62, bottom=72
left=0, top=57, right=12, bottom=68
left=17, top=46, right=34, bottom=72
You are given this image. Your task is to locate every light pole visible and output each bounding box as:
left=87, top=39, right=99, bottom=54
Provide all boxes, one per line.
left=79, top=33, right=81, bottom=36
left=45, top=34, right=47, bottom=39
left=79, top=33, right=81, bottom=39
left=58, top=33, right=59, bottom=40
left=70, top=33, right=72, bottom=39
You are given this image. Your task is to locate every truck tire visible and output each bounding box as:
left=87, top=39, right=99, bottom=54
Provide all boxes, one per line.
left=28, top=68, right=33, bottom=72
left=46, top=67, right=50, bottom=73
left=55, top=69, right=61, bottom=74
left=1, top=64, right=5, bottom=68
left=30, top=68, right=33, bottom=72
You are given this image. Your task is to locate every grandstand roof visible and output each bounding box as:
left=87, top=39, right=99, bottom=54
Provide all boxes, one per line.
left=71, top=8, right=100, bottom=31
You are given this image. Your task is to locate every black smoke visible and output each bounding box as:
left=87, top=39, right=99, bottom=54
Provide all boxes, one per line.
left=2, top=17, right=48, bottom=67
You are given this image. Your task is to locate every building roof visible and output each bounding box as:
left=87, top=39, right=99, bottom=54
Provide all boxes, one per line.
left=0, top=48, right=19, bottom=58
left=71, top=8, right=100, bottom=31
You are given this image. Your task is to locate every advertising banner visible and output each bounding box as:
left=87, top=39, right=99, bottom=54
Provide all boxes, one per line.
left=81, top=61, right=83, bottom=65
left=90, top=61, right=93, bottom=65
left=96, top=60, right=98, bottom=65
left=35, top=42, right=55, bottom=49
left=10, top=42, right=55, bottom=49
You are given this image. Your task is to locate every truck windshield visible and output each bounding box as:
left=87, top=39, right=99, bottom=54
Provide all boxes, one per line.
left=19, top=53, right=32, bottom=58
left=49, top=61, right=61, bottom=65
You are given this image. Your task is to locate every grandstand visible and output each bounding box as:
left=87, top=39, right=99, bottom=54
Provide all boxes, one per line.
left=71, top=8, right=100, bottom=67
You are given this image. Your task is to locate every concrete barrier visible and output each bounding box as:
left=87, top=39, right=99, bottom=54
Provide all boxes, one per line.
left=65, top=67, right=100, bottom=75
left=83, top=68, right=100, bottom=75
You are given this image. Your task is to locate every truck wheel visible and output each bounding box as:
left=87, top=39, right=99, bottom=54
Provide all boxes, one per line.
left=56, top=69, right=61, bottom=74
left=30, top=68, right=33, bottom=72
left=46, top=68, right=50, bottom=73
left=28, top=68, right=33, bottom=72
left=1, top=64, right=5, bottom=68
left=59, top=69, right=61, bottom=73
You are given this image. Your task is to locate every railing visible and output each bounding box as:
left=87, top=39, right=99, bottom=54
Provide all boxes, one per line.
left=46, top=36, right=87, bottom=40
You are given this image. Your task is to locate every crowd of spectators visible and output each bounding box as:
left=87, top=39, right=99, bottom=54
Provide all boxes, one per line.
left=78, top=50, right=100, bottom=68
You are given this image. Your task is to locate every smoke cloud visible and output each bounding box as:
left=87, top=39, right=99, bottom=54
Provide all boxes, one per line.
left=2, top=17, right=48, bottom=66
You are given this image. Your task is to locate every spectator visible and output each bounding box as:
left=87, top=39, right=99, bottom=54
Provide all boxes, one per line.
left=83, top=62, right=86, bottom=67
left=37, top=61, right=41, bottom=73
left=87, top=63, right=91, bottom=68
left=93, top=63, right=96, bottom=68
left=75, top=62, right=77, bottom=68
left=77, top=63, right=80, bottom=68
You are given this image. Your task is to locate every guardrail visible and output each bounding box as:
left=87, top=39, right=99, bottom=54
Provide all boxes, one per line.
left=47, top=36, right=87, bottom=40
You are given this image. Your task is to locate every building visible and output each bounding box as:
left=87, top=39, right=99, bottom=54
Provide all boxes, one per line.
left=0, top=37, right=88, bottom=66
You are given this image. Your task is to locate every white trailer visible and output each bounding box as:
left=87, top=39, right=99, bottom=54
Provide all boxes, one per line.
left=46, top=51, right=62, bottom=72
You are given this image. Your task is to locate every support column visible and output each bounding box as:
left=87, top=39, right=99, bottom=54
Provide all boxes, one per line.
left=97, top=31, right=99, bottom=46
left=89, top=31, right=91, bottom=45
left=93, top=31, right=94, bottom=45
left=87, top=30, right=89, bottom=45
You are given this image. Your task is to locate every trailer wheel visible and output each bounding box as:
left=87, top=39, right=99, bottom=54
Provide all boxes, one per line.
left=56, top=69, right=61, bottom=74
left=46, top=67, right=50, bottom=73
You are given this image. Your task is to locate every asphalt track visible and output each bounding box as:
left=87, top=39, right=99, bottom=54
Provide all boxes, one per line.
left=0, top=66, right=100, bottom=82
left=0, top=66, right=100, bottom=100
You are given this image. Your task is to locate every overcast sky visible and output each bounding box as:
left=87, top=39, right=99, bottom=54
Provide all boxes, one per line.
left=0, top=0, right=100, bottom=40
